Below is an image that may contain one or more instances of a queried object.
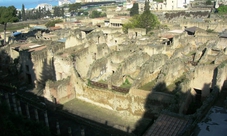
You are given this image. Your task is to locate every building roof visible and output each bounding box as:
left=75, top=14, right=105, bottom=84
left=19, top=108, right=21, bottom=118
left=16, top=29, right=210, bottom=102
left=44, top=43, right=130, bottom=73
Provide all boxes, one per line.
left=185, top=26, right=197, bottom=33
left=143, top=114, right=189, bottom=136
left=185, top=26, right=204, bottom=33
left=30, top=26, right=48, bottom=31
left=11, top=32, right=22, bottom=37
left=11, top=42, right=45, bottom=52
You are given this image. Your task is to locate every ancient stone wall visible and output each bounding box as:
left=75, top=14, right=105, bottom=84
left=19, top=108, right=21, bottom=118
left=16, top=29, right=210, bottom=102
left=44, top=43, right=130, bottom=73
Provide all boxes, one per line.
left=216, top=38, right=227, bottom=50
left=181, top=21, right=227, bottom=32
left=111, top=52, right=150, bottom=86
left=65, top=30, right=86, bottom=48
left=143, top=44, right=166, bottom=56
left=172, top=32, right=187, bottom=48
left=132, top=54, right=169, bottom=88
left=157, top=57, right=186, bottom=86
left=86, top=31, right=106, bottom=44
left=75, top=43, right=110, bottom=79
left=128, top=28, right=146, bottom=39
left=215, top=61, right=227, bottom=90
left=87, top=57, right=109, bottom=81
left=190, top=64, right=217, bottom=97
left=54, top=55, right=73, bottom=81
left=44, top=77, right=75, bottom=104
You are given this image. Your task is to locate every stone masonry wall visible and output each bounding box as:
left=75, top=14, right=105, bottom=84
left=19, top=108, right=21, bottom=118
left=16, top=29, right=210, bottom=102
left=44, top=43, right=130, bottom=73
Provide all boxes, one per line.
left=132, top=54, right=169, bottom=88
left=157, top=57, right=186, bottom=86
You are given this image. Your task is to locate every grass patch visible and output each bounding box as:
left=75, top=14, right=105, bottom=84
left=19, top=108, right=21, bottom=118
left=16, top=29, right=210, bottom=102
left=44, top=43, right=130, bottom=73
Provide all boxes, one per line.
left=0, top=24, right=28, bottom=32
left=98, top=79, right=107, bottom=84
left=120, top=78, right=131, bottom=89
left=139, top=80, right=156, bottom=91
left=120, top=83, right=131, bottom=89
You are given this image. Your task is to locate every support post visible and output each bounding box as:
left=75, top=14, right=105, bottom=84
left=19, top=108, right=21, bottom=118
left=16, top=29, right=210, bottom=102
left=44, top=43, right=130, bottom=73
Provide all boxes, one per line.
left=56, top=121, right=60, bottom=135
left=12, top=94, right=18, bottom=115
left=4, top=93, right=11, bottom=110
left=44, top=111, right=49, bottom=127
left=26, top=103, right=30, bottom=119
left=17, top=100, right=22, bottom=115
left=81, top=127, right=85, bottom=136
left=68, top=127, right=72, bottom=136
left=34, top=108, right=39, bottom=122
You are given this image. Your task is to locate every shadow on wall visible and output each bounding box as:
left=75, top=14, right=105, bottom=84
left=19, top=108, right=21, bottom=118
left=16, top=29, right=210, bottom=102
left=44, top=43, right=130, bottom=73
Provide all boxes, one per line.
left=131, top=67, right=221, bottom=136
left=131, top=81, right=183, bottom=136
left=37, top=58, right=56, bottom=95
left=0, top=49, right=131, bottom=136
left=0, top=84, right=132, bottom=136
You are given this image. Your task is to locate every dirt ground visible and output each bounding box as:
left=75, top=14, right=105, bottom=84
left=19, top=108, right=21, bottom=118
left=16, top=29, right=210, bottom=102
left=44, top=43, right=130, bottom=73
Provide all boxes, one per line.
left=63, top=98, right=148, bottom=133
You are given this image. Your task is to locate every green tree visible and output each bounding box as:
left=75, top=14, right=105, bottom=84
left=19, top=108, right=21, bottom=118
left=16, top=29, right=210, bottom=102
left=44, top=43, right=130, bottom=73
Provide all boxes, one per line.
left=217, top=5, right=227, bottom=14
left=69, top=3, right=81, bottom=14
left=61, top=7, right=65, bottom=18
left=123, top=7, right=159, bottom=33
left=144, top=0, right=150, bottom=11
left=53, top=7, right=61, bottom=17
left=22, top=4, right=26, bottom=21
left=46, top=10, right=52, bottom=18
left=18, top=11, right=22, bottom=20
left=0, top=6, right=19, bottom=45
left=130, top=3, right=139, bottom=16
left=138, top=10, right=159, bottom=33
left=89, top=10, right=106, bottom=18
left=45, top=19, right=63, bottom=27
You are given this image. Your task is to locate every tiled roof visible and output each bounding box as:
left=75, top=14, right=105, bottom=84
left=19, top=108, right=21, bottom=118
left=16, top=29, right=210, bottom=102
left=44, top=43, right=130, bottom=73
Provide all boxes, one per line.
left=143, top=114, right=189, bottom=136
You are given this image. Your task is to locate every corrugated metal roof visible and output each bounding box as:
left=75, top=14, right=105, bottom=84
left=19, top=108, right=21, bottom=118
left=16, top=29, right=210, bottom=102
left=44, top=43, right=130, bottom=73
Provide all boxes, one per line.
left=11, top=32, right=22, bottom=36
left=31, top=26, right=48, bottom=31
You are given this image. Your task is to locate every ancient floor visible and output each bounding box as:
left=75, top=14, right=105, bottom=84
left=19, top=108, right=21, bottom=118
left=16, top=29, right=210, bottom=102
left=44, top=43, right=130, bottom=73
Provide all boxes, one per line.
left=63, top=98, right=150, bottom=134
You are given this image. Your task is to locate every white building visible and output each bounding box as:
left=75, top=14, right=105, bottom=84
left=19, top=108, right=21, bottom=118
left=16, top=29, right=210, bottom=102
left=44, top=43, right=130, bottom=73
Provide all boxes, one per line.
left=36, top=3, right=52, bottom=10
left=139, top=0, right=194, bottom=11
left=59, top=0, right=73, bottom=6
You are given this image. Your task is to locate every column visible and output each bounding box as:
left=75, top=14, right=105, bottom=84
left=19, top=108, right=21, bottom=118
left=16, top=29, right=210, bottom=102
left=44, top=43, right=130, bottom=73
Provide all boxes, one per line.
left=34, top=108, right=39, bottom=122
left=44, top=111, right=49, bottom=127
left=4, top=93, right=11, bottom=110
left=17, top=100, right=22, bottom=115
left=81, top=127, right=85, bottom=136
left=68, top=127, right=72, bottom=136
left=26, top=103, right=30, bottom=119
left=56, top=121, right=60, bottom=135
left=12, top=94, right=18, bottom=115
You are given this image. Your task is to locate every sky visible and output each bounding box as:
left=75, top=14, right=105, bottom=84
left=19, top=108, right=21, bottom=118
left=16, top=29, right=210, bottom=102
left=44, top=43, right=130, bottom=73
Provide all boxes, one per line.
left=0, top=0, right=59, bottom=9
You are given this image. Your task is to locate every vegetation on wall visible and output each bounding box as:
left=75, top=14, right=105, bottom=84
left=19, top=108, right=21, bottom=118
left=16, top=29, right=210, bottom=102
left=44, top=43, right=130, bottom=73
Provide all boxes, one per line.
left=89, top=10, right=106, bottom=18
left=68, top=3, right=81, bottom=13
left=165, top=11, right=209, bottom=20
left=121, top=78, right=131, bottom=89
left=45, top=19, right=63, bottom=27
left=205, top=0, right=212, bottom=5
left=217, top=5, right=227, bottom=14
